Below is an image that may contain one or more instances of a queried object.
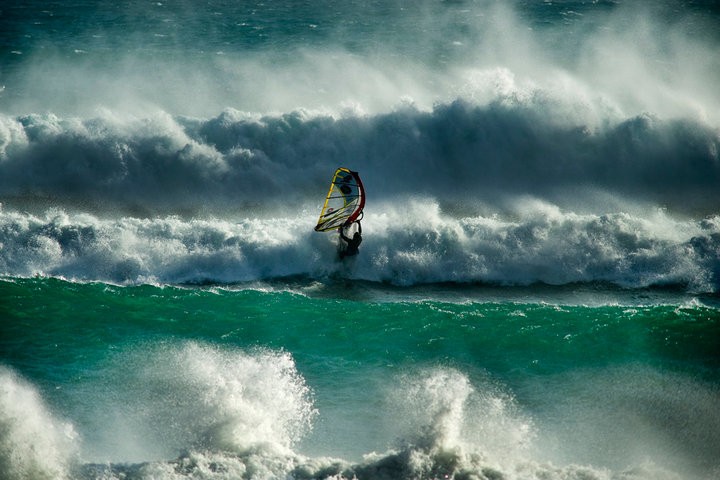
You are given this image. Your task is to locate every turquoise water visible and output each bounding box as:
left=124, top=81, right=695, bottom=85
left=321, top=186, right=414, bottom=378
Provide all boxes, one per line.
left=2, top=0, right=720, bottom=479
left=2, top=277, right=719, bottom=479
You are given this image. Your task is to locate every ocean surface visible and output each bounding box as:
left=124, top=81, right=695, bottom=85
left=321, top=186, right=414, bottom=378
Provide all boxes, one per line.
left=1, top=1, right=720, bottom=479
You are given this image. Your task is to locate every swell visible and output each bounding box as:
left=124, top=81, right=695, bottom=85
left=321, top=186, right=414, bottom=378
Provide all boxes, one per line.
left=3, top=277, right=719, bottom=378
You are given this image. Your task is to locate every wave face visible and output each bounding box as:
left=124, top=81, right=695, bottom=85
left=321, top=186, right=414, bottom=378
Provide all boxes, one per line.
left=1, top=104, right=718, bottom=216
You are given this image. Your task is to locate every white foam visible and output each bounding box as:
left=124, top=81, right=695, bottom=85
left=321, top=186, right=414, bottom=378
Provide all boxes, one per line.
left=78, top=342, right=316, bottom=462
left=3, top=362, right=711, bottom=479
left=0, top=367, right=79, bottom=480
left=1, top=203, right=718, bottom=291
left=384, top=367, right=534, bottom=471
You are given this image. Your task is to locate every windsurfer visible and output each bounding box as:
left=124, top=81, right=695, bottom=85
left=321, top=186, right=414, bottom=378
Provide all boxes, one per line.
left=339, top=221, right=362, bottom=259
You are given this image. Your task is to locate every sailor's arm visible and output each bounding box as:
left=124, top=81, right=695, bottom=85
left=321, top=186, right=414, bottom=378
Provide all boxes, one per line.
left=339, top=227, right=351, bottom=242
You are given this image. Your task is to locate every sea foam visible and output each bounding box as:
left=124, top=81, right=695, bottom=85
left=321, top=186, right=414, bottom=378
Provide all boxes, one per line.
left=1, top=203, right=718, bottom=292
left=76, top=342, right=316, bottom=462
left=0, top=367, right=78, bottom=480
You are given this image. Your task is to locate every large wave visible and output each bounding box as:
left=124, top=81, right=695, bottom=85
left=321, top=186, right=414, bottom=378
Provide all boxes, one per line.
left=1, top=0, right=719, bottom=216
left=0, top=100, right=718, bottom=291
left=0, top=98, right=718, bottom=217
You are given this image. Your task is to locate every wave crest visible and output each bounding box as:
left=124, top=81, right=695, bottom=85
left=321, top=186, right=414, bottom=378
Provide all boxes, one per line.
left=1, top=96, right=718, bottom=217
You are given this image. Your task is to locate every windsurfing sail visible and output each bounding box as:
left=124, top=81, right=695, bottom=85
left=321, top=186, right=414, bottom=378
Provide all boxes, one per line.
left=315, top=167, right=365, bottom=232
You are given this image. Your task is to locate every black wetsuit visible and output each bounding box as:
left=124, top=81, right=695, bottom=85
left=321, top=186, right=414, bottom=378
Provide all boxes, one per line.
left=339, top=222, right=362, bottom=259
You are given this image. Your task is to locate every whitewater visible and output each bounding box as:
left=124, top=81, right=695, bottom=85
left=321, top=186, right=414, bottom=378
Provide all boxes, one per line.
left=0, top=1, right=719, bottom=291
left=1, top=1, right=720, bottom=479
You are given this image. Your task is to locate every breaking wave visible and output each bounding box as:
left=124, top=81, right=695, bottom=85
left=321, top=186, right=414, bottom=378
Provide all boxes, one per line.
left=76, top=342, right=317, bottom=462
left=0, top=98, right=718, bottom=216
left=1, top=203, right=719, bottom=291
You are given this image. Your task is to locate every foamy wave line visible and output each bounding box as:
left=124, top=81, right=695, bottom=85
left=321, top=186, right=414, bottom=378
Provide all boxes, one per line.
left=0, top=202, right=718, bottom=291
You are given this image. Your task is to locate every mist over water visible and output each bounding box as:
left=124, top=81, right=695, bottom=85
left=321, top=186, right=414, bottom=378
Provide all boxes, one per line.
left=2, top=1, right=719, bottom=119
left=2, top=2, right=720, bottom=479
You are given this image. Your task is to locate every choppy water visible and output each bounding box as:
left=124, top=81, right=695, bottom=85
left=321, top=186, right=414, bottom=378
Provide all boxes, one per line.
left=1, top=1, right=720, bottom=479
left=2, top=277, right=720, bottom=479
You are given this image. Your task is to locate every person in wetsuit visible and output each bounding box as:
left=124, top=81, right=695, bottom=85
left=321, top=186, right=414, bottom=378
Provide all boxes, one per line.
left=339, top=221, right=362, bottom=259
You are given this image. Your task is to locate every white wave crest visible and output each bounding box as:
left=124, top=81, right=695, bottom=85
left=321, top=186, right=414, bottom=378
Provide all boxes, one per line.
left=0, top=94, right=718, bottom=218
